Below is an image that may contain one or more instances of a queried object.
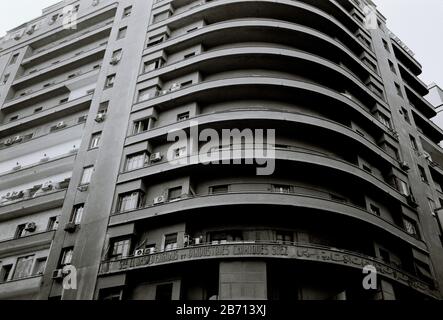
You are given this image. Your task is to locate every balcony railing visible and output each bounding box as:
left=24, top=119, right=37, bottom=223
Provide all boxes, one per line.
left=11, top=64, right=101, bottom=101
left=111, top=184, right=418, bottom=239
left=17, top=41, right=107, bottom=80
left=0, top=115, right=86, bottom=150
left=0, top=178, right=71, bottom=207
left=0, top=151, right=78, bottom=177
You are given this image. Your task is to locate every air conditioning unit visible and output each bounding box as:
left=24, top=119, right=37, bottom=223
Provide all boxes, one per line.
left=400, top=161, right=410, bottom=171
left=153, top=195, right=166, bottom=205
left=95, top=113, right=106, bottom=123
left=42, top=182, right=54, bottom=191
left=25, top=222, right=37, bottom=232
left=150, top=153, right=163, bottom=163
left=13, top=136, right=23, bottom=143
left=64, top=222, right=77, bottom=233
left=14, top=33, right=22, bottom=40
left=109, top=57, right=120, bottom=65
left=170, top=83, right=181, bottom=92
left=194, top=237, right=202, bottom=245
left=4, top=138, right=13, bottom=146
left=52, top=269, right=64, bottom=280
left=56, top=121, right=66, bottom=129
left=145, top=247, right=156, bottom=255
left=77, top=185, right=89, bottom=192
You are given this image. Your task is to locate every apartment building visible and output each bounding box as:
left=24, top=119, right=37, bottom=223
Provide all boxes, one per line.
left=0, top=0, right=443, bottom=300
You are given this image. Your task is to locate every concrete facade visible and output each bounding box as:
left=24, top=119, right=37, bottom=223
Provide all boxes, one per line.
left=0, top=0, right=442, bottom=300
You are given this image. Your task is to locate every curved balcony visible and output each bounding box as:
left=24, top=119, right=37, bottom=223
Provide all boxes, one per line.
left=140, top=46, right=386, bottom=108
left=132, top=77, right=396, bottom=142
left=127, top=110, right=400, bottom=169
left=143, top=19, right=379, bottom=82
left=110, top=188, right=424, bottom=250
left=149, top=0, right=373, bottom=59
left=118, top=146, right=412, bottom=209
left=98, top=240, right=437, bottom=299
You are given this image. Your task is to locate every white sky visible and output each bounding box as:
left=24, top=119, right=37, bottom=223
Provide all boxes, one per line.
left=0, top=0, right=442, bottom=86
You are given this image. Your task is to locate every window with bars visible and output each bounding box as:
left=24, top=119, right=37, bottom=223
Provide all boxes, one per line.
left=71, top=204, right=84, bottom=225
left=164, top=233, right=178, bottom=251
left=12, top=255, right=34, bottom=280
left=118, top=191, right=144, bottom=212
left=126, top=153, right=147, bottom=171
left=60, top=248, right=74, bottom=267
left=109, top=238, right=131, bottom=260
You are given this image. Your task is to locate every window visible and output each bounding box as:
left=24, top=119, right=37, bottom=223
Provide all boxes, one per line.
left=177, top=112, right=190, bottom=122
left=99, top=288, right=123, bottom=300
left=210, top=231, right=242, bottom=243
left=210, top=185, right=229, bottom=194
left=111, top=49, right=123, bottom=63
left=90, top=132, right=102, bottom=149
left=98, top=101, right=109, bottom=115
left=60, top=248, right=74, bottom=267
left=155, top=283, right=173, bottom=300
left=0, top=265, right=12, bottom=283
left=370, top=204, right=381, bottom=216
left=118, top=191, right=144, bottom=212
left=409, top=135, right=418, bottom=151
left=105, top=74, right=116, bottom=88
left=117, top=27, right=127, bottom=39
left=147, top=33, right=168, bottom=47
left=13, top=255, right=34, bottom=280
left=168, top=187, right=183, bottom=201
left=126, top=152, right=147, bottom=171
left=396, top=178, right=409, bottom=196
left=184, top=52, right=196, bottom=59
left=14, top=224, right=27, bottom=239
left=395, top=82, right=403, bottom=97
left=153, top=10, right=172, bottom=23
left=80, top=166, right=94, bottom=185
left=47, top=216, right=58, bottom=231
left=377, top=112, right=391, bottom=129
left=382, top=39, right=390, bottom=52
left=138, top=87, right=156, bottom=102
left=70, top=204, right=84, bottom=225
left=133, top=118, right=150, bottom=135
left=9, top=115, right=18, bottom=122
left=2, top=73, right=9, bottom=84
left=143, top=59, right=163, bottom=73
left=123, top=6, right=132, bottom=18
left=273, top=185, right=292, bottom=194
left=401, top=107, right=411, bottom=123
left=404, top=218, right=419, bottom=237
left=276, top=231, right=293, bottom=243
left=388, top=60, right=396, bottom=74
left=418, top=165, right=428, bottom=183
left=9, top=53, right=19, bottom=65
left=33, top=258, right=47, bottom=275
left=109, top=238, right=131, bottom=260
left=181, top=80, right=193, bottom=88
left=164, top=233, right=178, bottom=251
left=34, top=107, right=43, bottom=113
